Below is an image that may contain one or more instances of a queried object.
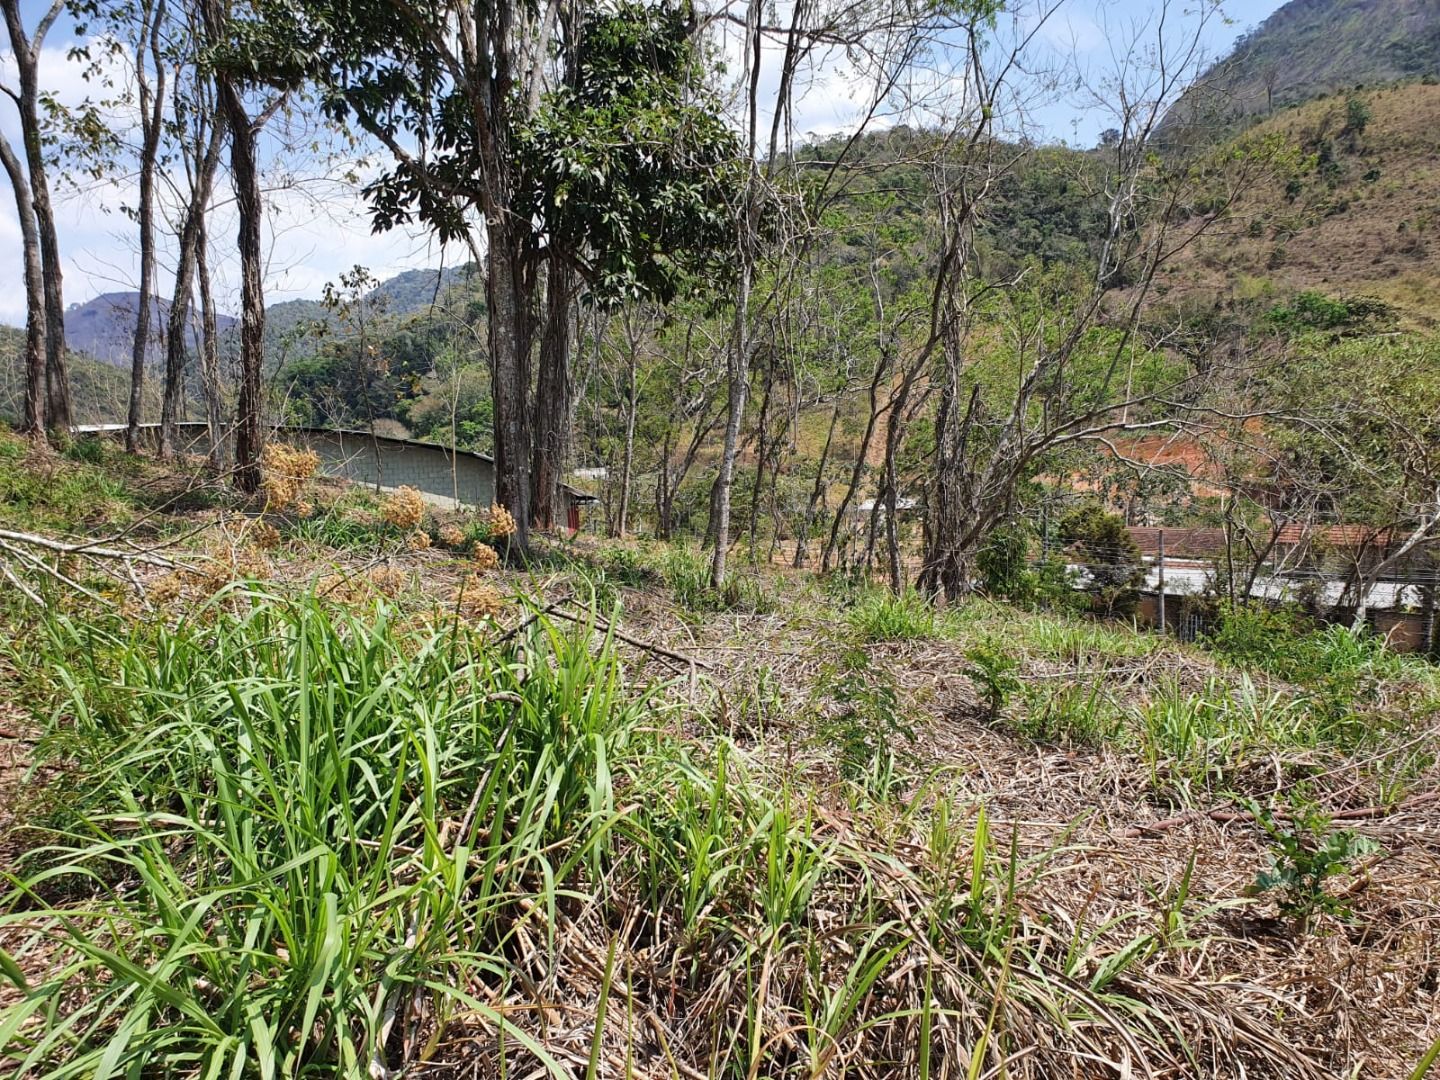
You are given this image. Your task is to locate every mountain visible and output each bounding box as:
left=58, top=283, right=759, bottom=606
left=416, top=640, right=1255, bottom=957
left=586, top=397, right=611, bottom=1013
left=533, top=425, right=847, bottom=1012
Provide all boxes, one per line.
left=1158, top=82, right=1440, bottom=323
left=54, top=265, right=480, bottom=370
left=0, top=325, right=161, bottom=424
left=63, top=293, right=237, bottom=368
left=1174, top=0, right=1440, bottom=126
left=369, top=265, right=478, bottom=313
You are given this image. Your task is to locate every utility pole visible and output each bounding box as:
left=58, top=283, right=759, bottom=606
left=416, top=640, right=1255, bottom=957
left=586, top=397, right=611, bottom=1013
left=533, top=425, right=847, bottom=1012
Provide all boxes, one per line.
left=1157, top=529, right=1167, bottom=635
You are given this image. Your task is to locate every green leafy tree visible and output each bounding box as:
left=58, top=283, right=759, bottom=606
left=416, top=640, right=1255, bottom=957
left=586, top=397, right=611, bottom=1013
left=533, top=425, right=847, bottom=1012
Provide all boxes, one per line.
left=262, top=0, right=740, bottom=545
left=1058, top=504, right=1146, bottom=617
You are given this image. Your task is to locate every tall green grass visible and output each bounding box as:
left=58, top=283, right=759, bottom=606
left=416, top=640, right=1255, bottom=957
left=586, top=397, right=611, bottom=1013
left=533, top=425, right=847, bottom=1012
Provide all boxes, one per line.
left=846, top=588, right=950, bottom=642
left=2, top=590, right=644, bottom=1078
left=0, top=587, right=1312, bottom=1078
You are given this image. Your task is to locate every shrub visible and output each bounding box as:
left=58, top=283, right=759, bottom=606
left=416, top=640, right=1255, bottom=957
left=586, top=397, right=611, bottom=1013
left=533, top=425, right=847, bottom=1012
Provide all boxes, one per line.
left=976, top=521, right=1033, bottom=599
left=260, top=443, right=320, bottom=509
left=965, top=638, right=1021, bottom=718
left=1341, top=95, right=1371, bottom=142
left=1245, top=797, right=1380, bottom=926
left=817, top=649, right=912, bottom=795
left=1204, top=604, right=1312, bottom=669
left=380, top=485, right=427, bottom=530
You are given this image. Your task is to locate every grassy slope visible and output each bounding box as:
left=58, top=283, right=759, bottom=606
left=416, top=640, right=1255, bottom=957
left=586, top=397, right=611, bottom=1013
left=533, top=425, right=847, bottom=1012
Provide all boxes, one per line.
left=1163, top=82, right=1440, bottom=322
left=0, top=448, right=1437, bottom=1077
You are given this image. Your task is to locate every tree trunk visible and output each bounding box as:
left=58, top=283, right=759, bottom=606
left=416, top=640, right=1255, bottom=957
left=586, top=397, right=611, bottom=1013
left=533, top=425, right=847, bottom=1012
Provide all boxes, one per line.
left=655, top=426, right=672, bottom=540
left=794, top=395, right=841, bottom=568
left=486, top=219, right=534, bottom=552
left=161, top=118, right=223, bottom=458
left=3, top=0, right=71, bottom=432
left=746, top=359, right=774, bottom=561
left=614, top=350, right=638, bottom=538
left=125, top=0, right=167, bottom=454
left=31, top=131, right=70, bottom=434
left=218, top=76, right=266, bottom=492
left=0, top=132, right=46, bottom=441
left=196, top=216, right=225, bottom=471
left=823, top=347, right=892, bottom=572
left=709, top=258, right=752, bottom=586
left=531, top=256, right=572, bottom=531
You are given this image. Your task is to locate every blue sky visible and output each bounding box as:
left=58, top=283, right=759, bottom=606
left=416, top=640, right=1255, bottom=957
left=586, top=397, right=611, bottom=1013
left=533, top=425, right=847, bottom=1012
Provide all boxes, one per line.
left=0, top=0, right=1289, bottom=326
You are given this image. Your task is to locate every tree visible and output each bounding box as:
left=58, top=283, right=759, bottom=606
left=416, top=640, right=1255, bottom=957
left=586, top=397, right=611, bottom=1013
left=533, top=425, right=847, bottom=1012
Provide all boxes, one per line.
left=0, top=115, right=46, bottom=438
left=1, top=0, right=75, bottom=437
left=266, top=0, right=738, bottom=550
left=202, top=0, right=289, bottom=491
left=914, top=0, right=1287, bottom=601
left=123, top=0, right=170, bottom=453
left=1058, top=504, right=1145, bottom=616
left=160, top=0, right=227, bottom=464
left=513, top=2, right=742, bottom=529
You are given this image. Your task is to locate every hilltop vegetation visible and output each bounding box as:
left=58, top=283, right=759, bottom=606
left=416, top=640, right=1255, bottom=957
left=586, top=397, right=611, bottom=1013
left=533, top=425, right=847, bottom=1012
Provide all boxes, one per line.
left=1174, top=0, right=1440, bottom=124
left=1163, top=81, right=1440, bottom=321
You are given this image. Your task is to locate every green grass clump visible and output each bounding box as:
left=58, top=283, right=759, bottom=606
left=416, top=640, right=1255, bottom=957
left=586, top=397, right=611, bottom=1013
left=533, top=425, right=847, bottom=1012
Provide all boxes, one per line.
left=0, top=428, right=139, bottom=533
left=1016, top=682, right=1123, bottom=746
left=283, top=488, right=388, bottom=548
left=1131, top=674, right=1389, bottom=800
left=1015, top=613, right=1161, bottom=662
left=2, top=591, right=645, bottom=1078
left=1205, top=604, right=1411, bottom=684
left=846, top=587, right=949, bottom=642
left=661, top=545, right=774, bottom=615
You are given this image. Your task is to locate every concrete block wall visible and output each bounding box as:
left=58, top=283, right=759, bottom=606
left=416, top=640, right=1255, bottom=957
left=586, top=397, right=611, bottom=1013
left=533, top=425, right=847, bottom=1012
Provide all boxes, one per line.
left=306, top=430, right=494, bottom=509
left=122, top=422, right=497, bottom=510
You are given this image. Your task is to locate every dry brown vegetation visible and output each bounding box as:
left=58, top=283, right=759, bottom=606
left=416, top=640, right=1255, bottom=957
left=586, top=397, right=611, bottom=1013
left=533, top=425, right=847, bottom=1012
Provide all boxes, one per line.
left=1164, top=82, right=1440, bottom=322
left=1, top=446, right=1438, bottom=1079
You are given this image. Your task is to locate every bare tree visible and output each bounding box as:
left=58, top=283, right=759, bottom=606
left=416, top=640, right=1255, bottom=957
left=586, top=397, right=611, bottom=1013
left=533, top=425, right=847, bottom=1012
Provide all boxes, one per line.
left=2, top=0, right=74, bottom=435
left=160, top=0, right=227, bottom=461
left=913, top=1, right=1280, bottom=600
left=124, top=0, right=171, bottom=452
left=0, top=125, right=47, bottom=438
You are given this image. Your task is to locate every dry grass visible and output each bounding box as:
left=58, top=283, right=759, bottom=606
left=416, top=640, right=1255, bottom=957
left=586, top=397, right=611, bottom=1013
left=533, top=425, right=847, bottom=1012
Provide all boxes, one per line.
left=1163, top=82, right=1440, bottom=322
left=1, top=478, right=1437, bottom=1078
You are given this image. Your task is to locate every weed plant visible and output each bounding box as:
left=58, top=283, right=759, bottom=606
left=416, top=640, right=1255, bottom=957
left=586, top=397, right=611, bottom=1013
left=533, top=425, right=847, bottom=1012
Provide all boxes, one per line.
left=661, top=546, right=773, bottom=615
left=846, top=587, right=949, bottom=642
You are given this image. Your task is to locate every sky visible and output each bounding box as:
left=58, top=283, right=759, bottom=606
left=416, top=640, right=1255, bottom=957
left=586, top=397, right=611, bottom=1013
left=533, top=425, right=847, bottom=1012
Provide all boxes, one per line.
left=0, top=0, right=1288, bottom=328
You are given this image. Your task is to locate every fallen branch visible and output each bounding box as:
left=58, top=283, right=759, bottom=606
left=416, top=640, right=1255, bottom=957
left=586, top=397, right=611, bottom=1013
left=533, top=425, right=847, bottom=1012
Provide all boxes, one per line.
left=0, top=527, right=181, bottom=567
left=549, top=605, right=712, bottom=671
left=1122, top=790, right=1440, bottom=838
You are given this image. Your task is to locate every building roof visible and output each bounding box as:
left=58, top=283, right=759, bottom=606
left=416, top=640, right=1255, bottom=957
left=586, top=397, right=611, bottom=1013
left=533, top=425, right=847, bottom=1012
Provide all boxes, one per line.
left=1274, top=523, right=1394, bottom=547
left=1128, top=523, right=1400, bottom=557
left=1127, top=527, right=1228, bottom=558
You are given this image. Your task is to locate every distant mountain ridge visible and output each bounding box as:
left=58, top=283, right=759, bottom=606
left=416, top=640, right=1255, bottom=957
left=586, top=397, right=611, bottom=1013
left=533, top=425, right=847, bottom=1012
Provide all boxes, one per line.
left=53, top=264, right=478, bottom=368
left=1174, top=0, right=1440, bottom=125
left=63, top=293, right=237, bottom=368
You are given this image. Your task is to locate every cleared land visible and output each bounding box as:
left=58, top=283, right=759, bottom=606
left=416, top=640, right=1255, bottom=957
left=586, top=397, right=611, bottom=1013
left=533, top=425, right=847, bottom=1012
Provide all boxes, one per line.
left=1, top=433, right=1438, bottom=1079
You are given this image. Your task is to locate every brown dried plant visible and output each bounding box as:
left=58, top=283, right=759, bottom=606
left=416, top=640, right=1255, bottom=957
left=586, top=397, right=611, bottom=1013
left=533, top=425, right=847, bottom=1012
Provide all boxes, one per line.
left=381, top=486, right=426, bottom=531
left=260, top=444, right=321, bottom=510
